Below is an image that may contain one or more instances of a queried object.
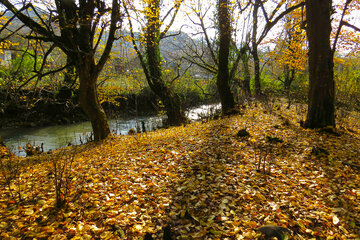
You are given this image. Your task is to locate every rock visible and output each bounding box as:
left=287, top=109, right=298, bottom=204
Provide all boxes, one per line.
left=162, top=225, right=173, bottom=240
left=282, top=118, right=290, bottom=126
left=144, top=233, right=154, bottom=240
left=25, top=143, right=43, bottom=157
left=237, top=128, right=250, bottom=137
left=266, top=136, right=283, bottom=143
left=144, top=225, right=172, bottom=240
left=57, top=86, right=73, bottom=101
left=299, top=120, right=305, bottom=127
left=128, top=128, right=136, bottom=135
left=61, top=117, right=70, bottom=124
left=0, top=136, right=4, bottom=146
left=311, top=146, right=329, bottom=156
left=318, top=126, right=340, bottom=136
left=257, top=225, right=291, bottom=240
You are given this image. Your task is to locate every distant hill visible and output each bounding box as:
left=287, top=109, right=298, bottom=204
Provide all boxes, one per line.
left=112, top=30, right=193, bottom=62
left=1, top=8, right=197, bottom=69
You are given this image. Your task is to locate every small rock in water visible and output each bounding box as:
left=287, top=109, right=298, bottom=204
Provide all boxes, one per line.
left=128, top=128, right=136, bottom=135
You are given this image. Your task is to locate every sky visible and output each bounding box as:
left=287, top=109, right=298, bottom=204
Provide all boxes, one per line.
left=1, top=0, right=359, bottom=53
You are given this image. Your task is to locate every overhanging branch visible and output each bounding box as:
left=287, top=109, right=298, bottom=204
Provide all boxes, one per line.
left=342, top=21, right=360, bottom=32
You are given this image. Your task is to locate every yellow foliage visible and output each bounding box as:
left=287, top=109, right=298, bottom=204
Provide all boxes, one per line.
left=266, top=7, right=307, bottom=74
left=98, top=86, right=125, bottom=106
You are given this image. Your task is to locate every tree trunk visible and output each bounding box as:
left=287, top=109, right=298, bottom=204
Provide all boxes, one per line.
left=78, top=63, right=110, bottom=141
left=241, top=51, right=251, bottom=97
left=304, top=0, right=335, bottom=128
left=252, top=0, right=262, bottom=97
left=64, top=56, right=76, bottom=86
left=145, top=0, right=186, bottom=125
left=162, top=93, right=186, bottom=125
left=217, top=0, right=235, bottom=114
left=283, top=65, right=295, bottom=92
left=252, top=46, right=261, bottom=97
left=0, top=0, right=120, bottom=142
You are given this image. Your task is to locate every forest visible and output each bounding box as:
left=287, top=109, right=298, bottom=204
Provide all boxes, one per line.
left=0, top=0, right=360, bottom=239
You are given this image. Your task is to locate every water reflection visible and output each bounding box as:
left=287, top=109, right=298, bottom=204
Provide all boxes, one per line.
left=0, top=104, right=220, bottom=156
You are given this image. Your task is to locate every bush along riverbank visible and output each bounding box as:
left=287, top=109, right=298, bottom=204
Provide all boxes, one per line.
left=0, top=86, right=217, bottom=129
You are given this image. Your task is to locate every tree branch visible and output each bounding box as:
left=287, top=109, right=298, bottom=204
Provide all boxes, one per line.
left=0, top=0, right=56, bottom=42
left=122, top=0, right=151, bottom=83
left=259, top=0, right=269, bottom=24
left=183, top=56, right=217, bottom=74
left=160, top=0, right=184, bottom=39
left=182, top=38, right=218, bottom=74
left=258, top=2, right=305, bottom=44
left=187, top=5, right=218, bottom=66
left=96, top=0, right=122, bottom=73
left=333, top=0, right=353, bottom=52
left=229, top=44, right=248, bottom=81
left=342, top=20, right=360, bottom=32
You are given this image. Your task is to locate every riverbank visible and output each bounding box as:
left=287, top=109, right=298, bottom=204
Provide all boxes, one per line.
left=0, top=102, right=359, bottom=239
left=0, top=89, right=157, bottom=129
left=0, top=104, right=221, bottom=157
left=0, top=87, right=214, bottom=129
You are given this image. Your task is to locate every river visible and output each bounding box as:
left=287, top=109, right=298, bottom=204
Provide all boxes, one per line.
left=0, top=104, right=220, bottom=156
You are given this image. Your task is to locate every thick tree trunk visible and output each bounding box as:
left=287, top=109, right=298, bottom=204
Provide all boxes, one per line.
left=0, top=0, right=119, bottom=142
left=147, top=61, right=186, bottom=125
left=304, top=0, right=335, bottom=128
left=145, top=0, right=186, bottom=125
left=78, top=65, right=110, bottom=141
left=162, top=93, right=186, bottom=125
left=217, top=0, right=235, bottom=114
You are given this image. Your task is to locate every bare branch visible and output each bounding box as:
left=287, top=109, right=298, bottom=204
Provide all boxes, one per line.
left=183, top=56, right=217, bottom=74
left=122, top=0, right=151, bottom=82
left=17, top=43, right=57, bottom=90
left=258, top=2, right=305, bottom=44
left=342, top=20, right=360, bottom=32
left=0, top=0, right=57, bottom=42
left=194, top=80, right=215, bottom=97
left=96, top=0, right=122, bottom=73
left=28, top=4, right=52, bottom=34
left=0, top=24, right=26, bottom=42
left=236, top=0, right=251, bottom=13
left=181, top=37, right=218, bottom=74
left=332, top=0, right=353, bottom=52
left=259, top=0, right=269, bottom=24
left=161, top=28, right=183, bottom=39
left=186, top=4, right=218, bottom=66
left=93, top=23, right=106, bottom=53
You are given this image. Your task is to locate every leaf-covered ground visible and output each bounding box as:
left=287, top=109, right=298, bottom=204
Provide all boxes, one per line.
left=1, top=102, right=360, bottom=239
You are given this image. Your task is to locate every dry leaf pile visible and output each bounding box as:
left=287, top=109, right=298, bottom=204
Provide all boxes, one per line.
left=0, top=103, right=359, bottom=239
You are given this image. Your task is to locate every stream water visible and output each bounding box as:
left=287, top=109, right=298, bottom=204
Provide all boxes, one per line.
left=0, top=104, right=220, bottom=156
